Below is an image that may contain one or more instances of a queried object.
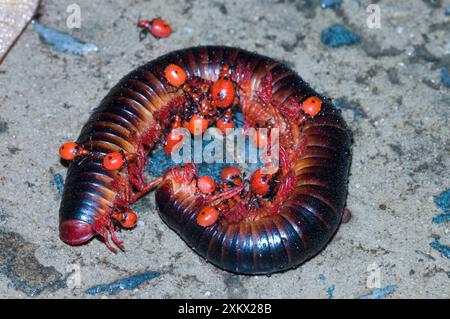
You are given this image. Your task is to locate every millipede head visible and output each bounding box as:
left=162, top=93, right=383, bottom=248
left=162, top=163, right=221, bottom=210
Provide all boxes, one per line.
left=59, top=219, right=95, bottom=245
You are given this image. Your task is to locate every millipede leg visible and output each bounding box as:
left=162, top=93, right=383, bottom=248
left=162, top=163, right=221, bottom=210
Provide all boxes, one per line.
left=131, top=177, right=163, bottom=203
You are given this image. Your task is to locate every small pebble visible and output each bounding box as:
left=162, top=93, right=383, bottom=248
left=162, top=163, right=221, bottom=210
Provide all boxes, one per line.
left=395, top=26, right=404, bottom=34
left=342, top=208, right=352, bottom=223
left=405, top=46, right=415, bottom=56
left=137, top=220, right=145, bottom=227
left=183, top=27, right=193, bottom=35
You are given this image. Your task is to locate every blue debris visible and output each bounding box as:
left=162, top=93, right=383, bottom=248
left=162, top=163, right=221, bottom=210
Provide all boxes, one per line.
left=433, top=214, right=450, bottom=224
left=326, top=284, right=335, bottom=299
left=147, top=149, right=180, bottom=177
left=147, top=146, right=236, bottom=181
left=147, top=140, right=262, bottom=180
left=147, top=110, right=263, bottom=180
left=85, top=271, right=161, bottom=295
left=432, top=189, right=450, bottom=223
left=445, top=7, right=450, bottom=16
left=234, top=110, right=244, bottom=127
left=319, top=273, right=326, bottom=281
left=321, top=24, right=360, bottom=48
left=435, top=189, right=450, bottom=213
left=320, top=0, right=342, bottom=9
left=334, top=98, right=366, bottom=117
left=430, top=239, right=450, bottom=259
left=50, top=173, right=64, bottom=196
left=441, top=67, right=450, bottom=88
left=357, top=285, right=398, bottom=299
left=32, top=21, right=98, bottom=56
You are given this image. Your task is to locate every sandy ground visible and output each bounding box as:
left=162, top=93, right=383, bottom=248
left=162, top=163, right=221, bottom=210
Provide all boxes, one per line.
left=0, top=0, right=449, bottom=298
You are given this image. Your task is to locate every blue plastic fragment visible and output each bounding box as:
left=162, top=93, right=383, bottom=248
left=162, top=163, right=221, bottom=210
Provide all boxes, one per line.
left=432, top=214, right=450, bottom=224
left=50, top=173, right=64, bottom=196
left=326, top=284, right=335, bottom=299
left=430, top=239, right=450, bottom=259
left=445, top=7, right=450, bottom=16
left=435, top=189, right=450, bottom=213
left=357, top=285, right=397, bottom=299
left=85, top=271, right=161, bottom=295
left=32, top=21, right=98, bottom=56
left=319, top=273, right=326, bottom=281
left=432, top=189, right=450, bottom=224
left=321, top=24, right=360, bottom=48
left=320, top=0, right=342, bottom=9
left=433, top=189, right=450, bottom=224
left=441, top=67, right=450, bottom=88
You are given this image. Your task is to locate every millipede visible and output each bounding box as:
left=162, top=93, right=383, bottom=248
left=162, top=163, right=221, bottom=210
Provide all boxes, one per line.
left=58, top=46, right=352, bottom=275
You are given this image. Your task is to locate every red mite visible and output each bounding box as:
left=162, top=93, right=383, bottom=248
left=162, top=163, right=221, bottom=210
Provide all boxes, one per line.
left=196, top=207, right=219, bottom=227
left=59, top=142, right=89, bottom=160
left=197, top=176, right=216, bottom=194
left=188, top=114, right=208, bottom=135
left=59, top=142, right=80, bottom=161
left=164, top=130, right=184, bottom=154
left=165, top=64, right=187, bottom=87
left=301, top=96, right=322, bottom=117
left=58, top=46, right=352, bottom=275
left=215, top=109, right=234, bottom=134
left=250, top=168, right=272, bottom=196
left=221, top=166, right=242, bottom=185
left=137, top=18, right=172, bottom=39
left=112, top=209, right=138, bottom=228
left=164, top=115, right=184, bottom=154
left=211, top=79, right=235, bottom=108
left=103, top=152, right=125, bottom=170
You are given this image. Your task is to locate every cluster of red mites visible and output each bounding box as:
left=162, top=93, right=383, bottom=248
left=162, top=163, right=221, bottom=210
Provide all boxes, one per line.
left=59, top=62, right=322, bottom=229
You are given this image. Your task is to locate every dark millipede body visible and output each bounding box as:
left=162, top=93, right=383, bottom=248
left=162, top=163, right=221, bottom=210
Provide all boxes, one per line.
left=59, top=46, right=352, bottom=274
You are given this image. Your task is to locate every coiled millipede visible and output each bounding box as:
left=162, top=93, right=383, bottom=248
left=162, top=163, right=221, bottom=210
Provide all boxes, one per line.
left=58, top=46, right=352, bottom=274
